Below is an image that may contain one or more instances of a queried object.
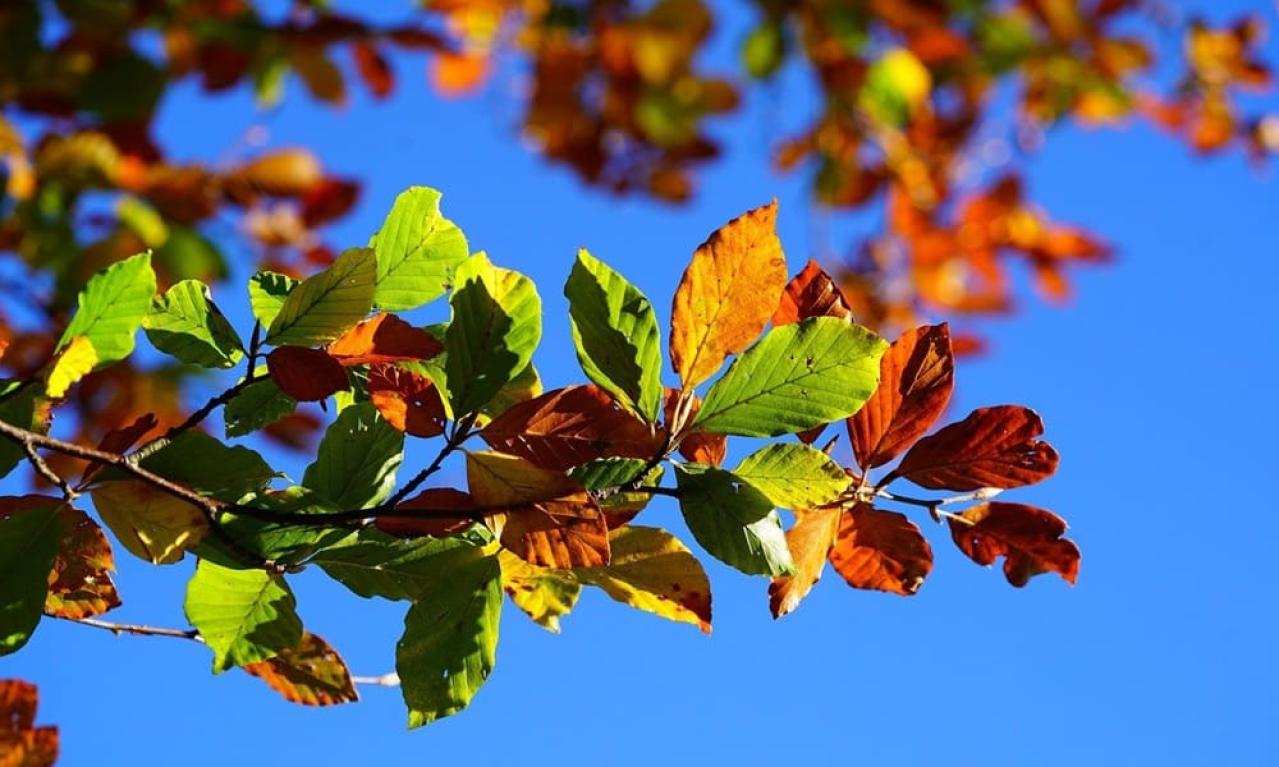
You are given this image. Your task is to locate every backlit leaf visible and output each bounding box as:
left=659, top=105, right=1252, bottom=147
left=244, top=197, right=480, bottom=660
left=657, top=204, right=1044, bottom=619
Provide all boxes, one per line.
left=576, top=526, right=712, bottom=633
left=829, top=504, right=933, bottom=596
left=184, top=559, right=303, bottom=673
left=44, top=336, right=97, bottom=399
left=0, top=497, right=61, bottom=656
left=199, top=487, right=348, bottom=568
left=732, top=443, right=849, bottom=509
left=267, top=346, right=349, bottom=402
left=768, top=506, right=841, bottom=618
left=242, top=632, right=358, bottom=706
left=224, top=377, right=297, bottom=438
left=303, top=402, right=404, bottom=509
left=498, top=550, right=581, bottom=633
left=57, top=251, right=156, bottom=367
left=673, top=464, right=794, bottom=577
left=367, top=363, right=447, bottom=438
left=125, top=432, right=275, bottom=501
left=372, top=186, right=469, bottom=311
left=669, top=201, right=787, bottom=388
left=143, top=280, right=244, bottom=368
left=0, top=679, right=58, bottom=766
left=92, top=481, right=208, bottom=565
left=266, top=247, right=376, bottom=347
left=772, top=260, right=855, bottom=325
left=568, top=458, right=664, bottom=528
left=44, top=506, right=121, bottom=620
left=889, top=405, right=1059, bottom=490
left=948, top=502, right=1080, bottom=586
left=248, top=271, right=298, bottom=329
left=315, top=530, right=480, bottom=602
left=327, top=313, right=442, bottom=366
left=665, top=389, right=726, bottom=466
left=377, top=487, right=478, bottom=539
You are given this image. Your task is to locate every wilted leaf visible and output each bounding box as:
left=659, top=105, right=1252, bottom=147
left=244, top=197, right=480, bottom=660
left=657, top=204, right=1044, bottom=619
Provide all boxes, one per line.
left=498, top=550, right=580, bottom=633
left=303, top=403, right=404, bottom=509
left=948, top=502, right=1080, bottom=586
left=328, top=313, right=442, bottom=366
left=849, top=323, right=954, bottom=470
left=0, top=679, right=58, bottom=766
left=143, top=280, right=244, bottom=368
left=44, top=506, right=121, bottom=619
left=266, top=248, right=376, bottom=347
left=92, top=481, right=208, bottom=565
left=772, top=260, right=855, bottom=325
left=242, top=632, right=359, bottom=706
left=889, top=405, right=1059, bottom=490
left=267, top=346, right=349, bottom=402
left=372, top=186, right=468, bottom=311
left=828, top=504, right=933, bottom=596
left=673, top=464, right=794, bottom=577
left=670, top=201, right=787, bottom=388
left=0, top=497, right=61, bottom=656
left=732, top=443, right=849, bottom=509
left=184, top=559, right=303, bottom=673
left=366, top=363, right=447, bottom=438
left=768, top=506, right=841, bottom=618
left=577, top=526, right=712, bottom=633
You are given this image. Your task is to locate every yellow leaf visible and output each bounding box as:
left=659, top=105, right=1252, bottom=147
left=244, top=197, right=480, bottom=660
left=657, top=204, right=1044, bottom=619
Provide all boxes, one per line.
left=767, top=506, right=841, bottom=618
left=669, top=201, right=787, bottom=389
left=91, top=481, right=208, bottom=565
left=498, top=550, right=580, bottom=633
left=576, top=526, right=712, bottom=633
left=45, top=336, right=97, bottom=399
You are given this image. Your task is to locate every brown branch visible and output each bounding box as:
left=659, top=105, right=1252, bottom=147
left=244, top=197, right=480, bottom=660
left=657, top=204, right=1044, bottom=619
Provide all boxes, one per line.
left=22, top=441, right=79, bottom=501
left=128, top=372, right=263, bottom=463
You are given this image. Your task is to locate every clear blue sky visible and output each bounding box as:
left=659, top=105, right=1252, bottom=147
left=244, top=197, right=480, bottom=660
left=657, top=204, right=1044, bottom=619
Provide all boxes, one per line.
left=5, top=1, right=1278, bottom=764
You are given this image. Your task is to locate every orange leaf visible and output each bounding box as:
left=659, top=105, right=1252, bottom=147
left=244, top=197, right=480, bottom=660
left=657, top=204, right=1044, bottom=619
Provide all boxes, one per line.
left=768, top=506, right=841, bottom=618
left=772, top=259, right=855, bottom=326
left=377, top=487, right=476, bottom=539
left=664, top=389, right=726, bottom=466
left=467, top=452, right=609, bottom=569
left=267, top=347, right=349, bottom=402
left=44, top=506, right=121, bottom=619
left=366, top=363, right=446, bottom=438
left=669, top=201, right=788, bottom=388
left=848, top=323, right=954, bottom=470
left=432, top=51, right=489, bottom=96
left=481, top=385, right=660, bottom=471
left=327, top=313, right=442, bottom=367
left=0, top=679, right=58, bottom=767
left=828, top=504, right=932, bottom=596
left=948, top=502, right=1080, bottom=586
left=888, top=405, right=1059, bottom=490
left=242, top=632, right=359, bottom=706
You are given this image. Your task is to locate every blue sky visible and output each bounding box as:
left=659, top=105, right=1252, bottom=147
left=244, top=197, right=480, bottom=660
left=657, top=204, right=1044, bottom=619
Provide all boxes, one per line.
left=5, top=1, right=1278, bottom=764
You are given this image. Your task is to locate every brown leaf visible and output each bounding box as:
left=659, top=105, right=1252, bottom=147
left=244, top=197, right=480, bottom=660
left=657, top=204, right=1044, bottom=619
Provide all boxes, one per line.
left=772, top=259, right=855, bottom=326
left=828, top=504, right=932, bottom=596
left=267, top=346, right=349, bottom=402
left=468, top=452, right=609, bottom=569
left=432, top=50, right=489, bottom=96
left=889, top=405, right=1059, bottom=490
left=481, top=385, right=660, bottom=471
left=80, top=413, right=158, bottom=486
left=241, top=633, right=359, bottom=706
left=366, top=363, right=446, bottom=438
left=377, top=487, right=476, bottom=539
left=664, top=389, right=726, bottom=466
left=849, top=323, right=954, bottom=470
left=948, top=502, right=1080, bottom=586
left=352, top=41, right=393, bottom=99
left=232, top=148, right=323, bottom=197
left=768, top=506, right=842, bottom=618
left=327, top=313, right=442, bottom=367
left=669, top=201, right=788, bottom=388
left=0, top=679, right=58, bottom=767
left=44, top=506, right=121, bottom=619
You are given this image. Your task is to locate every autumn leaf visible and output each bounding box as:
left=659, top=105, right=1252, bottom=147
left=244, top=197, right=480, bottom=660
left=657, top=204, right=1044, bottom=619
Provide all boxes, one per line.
left=948, top=502, right=1080, bottom=586
left=432, top=51, right=489, bottom=96
left=828, top=504, right=933, bottom=596
left=44, top=506, right=121, bottom=620
left=665, top=388, right=726, bottom=466
left=578, top=526, right=712, bottom=633
left=849, top=323, right=954, bottom=470
left=79, top=413, right=158, bottom=486
left=888, top=405, right=1059, bottom=490
left=267, top=346, right=349, bottom=402
left=669, top=201, right=787, bottom=388
left=92, top=481, right=208, bottom=565
left=498, top=550, right=581, bottom=633
left=44, top=335, right=97, bottom=399
left=467, top=451, right=609, bottom=568
left=480, top=385, right=660, bottom=471
left=768, top=506, right=841, bottom=618
left=242, top=632, right=359, bottom=706
left=327, top=313, right=442, bottom=367
left=0, top=679, right=58, bottom=767
left=377, top=487, right=476, bottom=539
left=366, top=363, right=447, bottom=438
left=772, top=259, right=855, bottom=326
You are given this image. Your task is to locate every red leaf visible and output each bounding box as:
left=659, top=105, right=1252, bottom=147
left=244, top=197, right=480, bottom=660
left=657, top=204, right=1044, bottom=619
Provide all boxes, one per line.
left=300, top=178, right=360, bottom=228
left=772, top=260, right=855, bottom=326
left=327, top=313, right=442, bottom=367
left=377, top=487, right=476, bottom=539
left=481, top=386, right=660, bottom=471
left=888, top=405, right=1059, bottom=491
left=366, top=363, right=446, bottom=438
left=848, top=324, right=954, bottom=469
left=352, top=41, right=394, bottom=99
left=0, top=679, right=58, bottom=766
left=267, top=347, right=349, bottom=402
left=948, top=502, right=1080, bottom=586
left=828, top=504, right=933, bottom=596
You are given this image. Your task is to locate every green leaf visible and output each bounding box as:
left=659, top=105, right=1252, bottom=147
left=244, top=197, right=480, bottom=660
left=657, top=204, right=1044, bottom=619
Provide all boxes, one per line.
left=184, top=559, right=303, bottom=673
left=564, top=249, right=663, bottom=422
left=0, top=497, right=61, bottom=656
left=673, top=464, right=794, bottom=577
left=108, top=432, right=275, bottom=501
left=266, top=248, right=376, bottom=347
left=314, top=530, right=477, bottom=602
left=196, top=487, right=348, bottom=568
left=58, top=251, right=156, bottom=367
left=143, top=280, right=244, bottom=368
left=481, top=362, right=541, bottom=420
left=445, top=253, right=541, bottom=415
left=371, top=186, right=469, bottom=311
left=733, top=443, right=850, bottom=509
left=569, top=458, right=663, bottom=518
left=248, top=271, right=298, bottom=329
left=224, top=375, right=297, bottom=438
left=695, top=317, right=886, bottom=437
left=396, top=546, right=500, bottom=728
left=302, top=402, right=403, bottom=509
left=0, top=384, right=41, bottom=479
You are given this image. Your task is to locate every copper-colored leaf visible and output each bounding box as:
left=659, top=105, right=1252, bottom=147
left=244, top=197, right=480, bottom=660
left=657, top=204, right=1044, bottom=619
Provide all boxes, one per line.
left=481, top=385, right=660, bottom=471
left=669, top=201, right=788, bottom=388
left=242, top=632, right=359, bottom=706
left=267, top=346, right=348, bottom=402
left=366, top=363, right=446, bottom=438
left=768, top=506, right=841, bottom=618
left=664, top=389, right=726, bottom=466
left=327, top=313, right=442, bottom=367
left=377, top=487, right=476, bottom=539
left=772, top=260, right=855, bottom=325
left=44, top=506, right=121, bottom=619
left=432, top=50, right=489, bottom=96
left=80, top=413, right=158, bottom=486
left=849, top=323, right=954, bottom=469
left=352, top=41, right=393, bottom=99
left=828, top=504, right=933, bottom=596
left=889, top=405, right=1059, bottom=490
left=467, top=452, right=609, bottom=569
left=0, top=679, right=58, bottom=767
left=948, top=502, right=1080, bottom=586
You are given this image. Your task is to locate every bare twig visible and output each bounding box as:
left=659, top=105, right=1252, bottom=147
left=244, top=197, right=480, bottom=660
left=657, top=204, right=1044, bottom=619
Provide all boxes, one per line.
left=22, top=441, right=79, bottom=500
left=127, top=373, right=263, bottom=463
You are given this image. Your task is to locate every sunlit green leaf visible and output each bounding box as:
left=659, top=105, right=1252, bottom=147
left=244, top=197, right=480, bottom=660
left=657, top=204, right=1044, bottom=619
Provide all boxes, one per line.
left=184, top=559, right=303, bottom=673
left=371, top=186, right=469, bottom=311
left=673, top=464, right=794, bottom=577
left=144, top=280, right=243, bottom=368
left=58, top=251, right=156, bottom=367
left=266, top=248, right=376, bottom=347
left=302, top=403, right=403, bottom=510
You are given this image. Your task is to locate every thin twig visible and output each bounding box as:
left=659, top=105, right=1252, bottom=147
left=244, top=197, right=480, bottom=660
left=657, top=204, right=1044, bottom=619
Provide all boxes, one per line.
left=349, top=673, right=400, bottom=688
left=22, top=441, right=79, bottom=500
left=382, top=412, right=478, bottom=508
left=873, top=486, right=1001, bottom=522
left=128, top=373, right=263, bottom=463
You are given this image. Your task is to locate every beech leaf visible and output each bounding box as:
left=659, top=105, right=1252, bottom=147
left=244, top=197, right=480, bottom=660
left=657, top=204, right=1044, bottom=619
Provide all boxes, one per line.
left=242, top=632, right=359, bottom=706
left=889, top=405, right=1059, bottom=490
left=948, top=502, right=1080, bottom=586
left=828, top=504, right=933, bottom=596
